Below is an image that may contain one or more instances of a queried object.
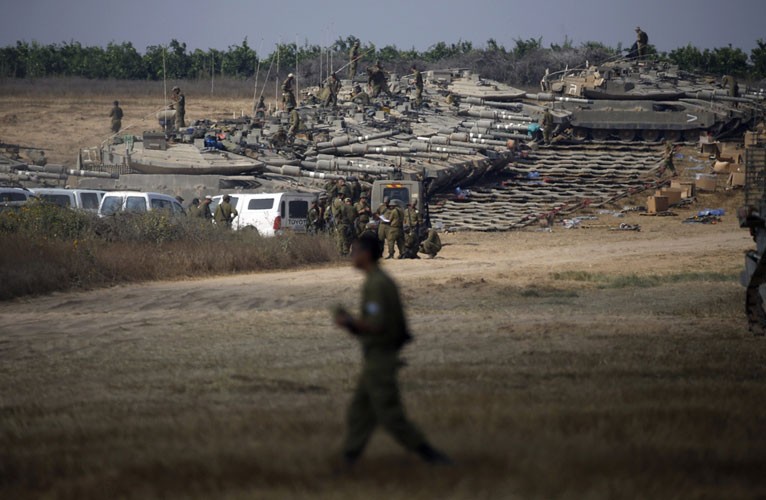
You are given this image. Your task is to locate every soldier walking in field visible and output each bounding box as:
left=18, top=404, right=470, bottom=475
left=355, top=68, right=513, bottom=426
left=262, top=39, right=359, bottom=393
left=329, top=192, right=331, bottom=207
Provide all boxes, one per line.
left=385, top=200, right=405, bottom=259
left=333, top=234, right=452, bottom=466
left=214, top=194, right=238, bottom=228
left=109, top=100, right=123, bottom=134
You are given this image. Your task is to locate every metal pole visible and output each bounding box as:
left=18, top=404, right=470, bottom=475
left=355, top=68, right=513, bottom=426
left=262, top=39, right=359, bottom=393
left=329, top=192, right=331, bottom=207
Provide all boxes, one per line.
left=210, top=52, right=215, bottom=95
left=252, top=38, right=263, bottom=115
left=276, top=40, right=280, bottom=108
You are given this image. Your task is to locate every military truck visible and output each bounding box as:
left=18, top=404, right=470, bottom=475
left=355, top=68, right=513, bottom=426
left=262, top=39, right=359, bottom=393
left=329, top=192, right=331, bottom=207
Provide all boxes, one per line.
left=739, top=131, right=766, bottom=335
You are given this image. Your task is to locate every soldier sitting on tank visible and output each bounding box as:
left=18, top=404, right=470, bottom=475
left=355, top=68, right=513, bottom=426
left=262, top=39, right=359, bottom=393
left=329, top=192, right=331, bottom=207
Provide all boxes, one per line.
left=351, top=85, right=371, bottom=107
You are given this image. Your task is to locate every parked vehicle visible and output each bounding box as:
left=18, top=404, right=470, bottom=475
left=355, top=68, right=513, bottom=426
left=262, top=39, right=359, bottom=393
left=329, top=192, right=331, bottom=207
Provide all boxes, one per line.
left=0, top=187, right=33, bottom=212
left=30, top=188, right=105, bottom=212
left=209, top=192, right=316, bottom=236
left=98, top=191, right=185, bottom=217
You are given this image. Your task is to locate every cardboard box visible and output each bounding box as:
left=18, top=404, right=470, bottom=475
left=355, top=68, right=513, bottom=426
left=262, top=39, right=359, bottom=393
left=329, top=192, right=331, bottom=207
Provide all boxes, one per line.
left=695, top=174, right=717, bottom=192
left=658, top=188, right=683, bottom=205
left=647, top=195, right=669, bottom=214
left=671, top=180, right=695, bottom=198
left=728, top=172, right=746, bottom=187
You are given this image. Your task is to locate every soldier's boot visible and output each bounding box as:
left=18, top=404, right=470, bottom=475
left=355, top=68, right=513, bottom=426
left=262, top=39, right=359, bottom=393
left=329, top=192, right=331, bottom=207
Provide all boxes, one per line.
left=416, top=443, right=453, bottom=466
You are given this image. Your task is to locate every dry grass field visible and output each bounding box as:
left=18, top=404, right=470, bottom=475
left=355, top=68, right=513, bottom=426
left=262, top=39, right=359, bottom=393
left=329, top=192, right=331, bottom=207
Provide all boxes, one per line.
left=2, top=216, right=765, bottom=499
left=1, top=79, right=766, bottom=499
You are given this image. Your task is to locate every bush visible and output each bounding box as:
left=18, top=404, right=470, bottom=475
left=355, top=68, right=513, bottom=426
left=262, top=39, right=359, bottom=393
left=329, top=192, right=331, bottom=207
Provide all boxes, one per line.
left=0, top=204, right=339, bottom=300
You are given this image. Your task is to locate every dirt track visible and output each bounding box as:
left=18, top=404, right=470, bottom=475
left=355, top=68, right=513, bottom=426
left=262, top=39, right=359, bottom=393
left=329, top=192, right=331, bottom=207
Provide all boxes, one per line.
left=3, top=214, right=766, bottom=499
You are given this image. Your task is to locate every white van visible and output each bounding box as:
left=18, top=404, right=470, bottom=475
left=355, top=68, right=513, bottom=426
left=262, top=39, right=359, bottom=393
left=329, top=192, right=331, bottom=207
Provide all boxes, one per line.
left=30, top=188, right=105, bottom=212
left=0, top=187, right=33, bottom=211
left=210, top=192, right=317, bottom=236
left=99, top=191, right=185, bottom=217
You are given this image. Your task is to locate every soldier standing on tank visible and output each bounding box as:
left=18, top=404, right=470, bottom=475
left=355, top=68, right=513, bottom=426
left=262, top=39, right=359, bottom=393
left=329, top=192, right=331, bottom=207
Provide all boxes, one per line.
left=386, top=200, right=405, bottom=259
left=171, top=87, right=186, bottom=130
left=214, top=194, right=238, bottom=229
left=282, top=74, right=296, bottom=110
left=635, top=27, right=649, bottom=60
left=324, top=73, right=341, bottom=108
left=349, top=41, right=361, bottom=79
left=333, top=234, right=452, bottom=467
left=109, top=100, right=123, bottom=134
left=368, top=60, right=389, bottom=98
left=411, top=65, right=424, bottom=107
left=287, top=106, right=301, bottom=138
left=254, top=95, right=267, bottom=122
left=541, top=109, right=554, bottom=145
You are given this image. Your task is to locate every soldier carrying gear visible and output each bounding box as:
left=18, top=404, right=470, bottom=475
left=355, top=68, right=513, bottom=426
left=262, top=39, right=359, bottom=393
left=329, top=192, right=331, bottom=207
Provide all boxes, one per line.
left=334, top=234, right=452, bottom=467
left=109, top=100, right=123, bottom=134
left=171, top=87, right=186, bottom=130
left=323, top=73, right=342, bottom=108
left=367, top=60, right=390, bottom=98
left=348, top=41, right=361, bottom=79
left=282, top=74, right=296, bottom=110
left=351, top=85, right=371, bottom=106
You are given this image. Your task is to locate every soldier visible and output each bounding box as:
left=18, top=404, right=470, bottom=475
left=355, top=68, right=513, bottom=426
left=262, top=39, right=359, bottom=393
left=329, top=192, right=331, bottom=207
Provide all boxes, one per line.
left=336, top=198, right=358, bottom=255
left=419, top=228, right=442, bottom=259
left=338, top=178, right=353, bottom=201
left=351, top=85, right=371, bottom=106
left=254, top=95, right=267, bottom=122
left=722, top=75, right=740, bottom=98
left=282, top=74, right=296, bottom=110
left=386, top=200, right=405, bottom=259
left=287, top=106, right=301, bottom=138
left=323, top=73, right=341, bottom=108
left=171, top=87, right=186, bottom=130
left=187, top=198, right=201, bottom=218
left=333, top=233, right=452, bottom=466
left=411, top=65, right=424, bottom=107
left=350, top=178, right=362, bottom=203
left=403, top=201, right=423, bottom=258
left=376, top=196, right=391, bottom=247
left=201, top=195, right=214, bottom=220
left=367, top=60, right=389, bottom=98
left=308, top=200, right=321, bottom=234
left=541, top=109, right=554, bottom=145
left=354, top=196, right=372, bottom=236
left=660, top=141, right=677, bottom=176
left=635, top=27, right=649, bottom=60
left=348, top=41, right=361, bottom=79
left=109, top=100, right=123, bottom=134
left=271, top=126, right=289, bottom=150
left=214, top=194, right=238, bottom=228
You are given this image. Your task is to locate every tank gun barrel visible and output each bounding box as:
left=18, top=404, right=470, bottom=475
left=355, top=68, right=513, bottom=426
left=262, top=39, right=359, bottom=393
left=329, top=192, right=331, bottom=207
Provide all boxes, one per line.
left=315, top=130, right=398, bottom=150
left=464, top=97, right=524, bottom=110
left=684, top=91, right=762, bottom=105
left=263, top=164, right=344, bottom=180
left=459, top=108, right=535, bottom=122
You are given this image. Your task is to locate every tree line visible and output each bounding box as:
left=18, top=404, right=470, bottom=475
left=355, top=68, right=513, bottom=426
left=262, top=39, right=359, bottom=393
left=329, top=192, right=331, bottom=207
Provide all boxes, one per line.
left=1, top=36, right=764, bottom=86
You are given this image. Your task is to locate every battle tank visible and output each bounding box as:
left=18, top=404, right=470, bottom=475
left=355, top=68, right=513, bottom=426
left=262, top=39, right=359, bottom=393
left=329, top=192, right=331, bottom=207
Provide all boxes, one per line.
left=738, top=130, right=766, bottom=335
left=537, top=58, right=765, bottom=141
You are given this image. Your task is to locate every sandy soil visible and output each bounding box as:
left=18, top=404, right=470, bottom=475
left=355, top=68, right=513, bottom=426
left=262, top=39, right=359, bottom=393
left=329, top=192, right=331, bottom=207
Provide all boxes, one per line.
left=2, top=212, right=765, bottom=499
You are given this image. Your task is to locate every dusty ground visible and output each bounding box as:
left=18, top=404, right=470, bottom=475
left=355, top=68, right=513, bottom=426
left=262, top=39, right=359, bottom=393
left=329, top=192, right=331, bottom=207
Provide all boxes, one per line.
left=2, top=211, right=765, bottom=499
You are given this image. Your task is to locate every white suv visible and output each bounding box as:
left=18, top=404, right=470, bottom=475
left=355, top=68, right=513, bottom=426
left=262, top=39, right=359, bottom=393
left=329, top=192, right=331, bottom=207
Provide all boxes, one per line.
left=99, top=191, right=185, bottom=217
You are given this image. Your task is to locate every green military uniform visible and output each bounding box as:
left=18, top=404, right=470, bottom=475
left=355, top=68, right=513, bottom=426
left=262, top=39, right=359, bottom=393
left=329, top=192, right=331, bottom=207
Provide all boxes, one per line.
left=412, top=68, right=424, bottom=107
left=337, top=201, right=358, bottom=255
left=214, top=199, right=238, bottom=228
left=355, top=199, right=372, bottom=236
left=419, top=229, right=442, bottom=258
left=343, top=266, right=426, bottom=459
left=282, top=76, right=296, bottom=110
left=403, top=205, right=422, bottom=257
left=386, top=203, right=405, bottom=259
left=288, top=109, right=301, bottom=137
left=187, top=203, right=201, bottom=218
left=376, top=202, right=390, bottom=244
left=722, top=75, right=739, bottom=98
left=352, top=89, right=371, bottom=106
left=636, top=28, right=648, bottom=60
left=172, top=89, right=186, bottom=130
left=542, top=109, right=553, bottom=144
left=349, top=42, right=361, bottom=79
left=324, top=75, right=341, bottom=108
left=109, top=102, right=123, bottom=134
left=662, top=141, right=676, bottom=175
left=368, top=63, right=389, bottom=98
left=201, top=200, right=213, bottom=220
left=307, top=203, right=321, bottom=234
